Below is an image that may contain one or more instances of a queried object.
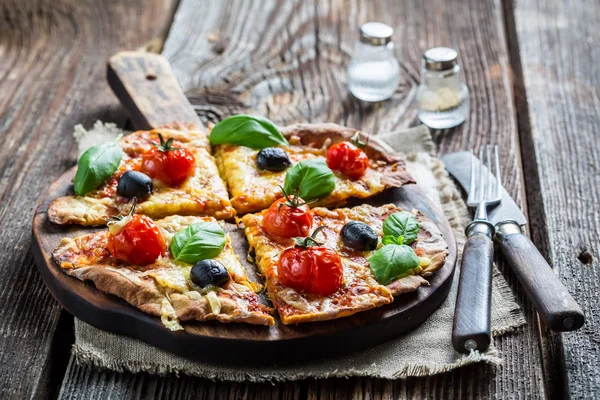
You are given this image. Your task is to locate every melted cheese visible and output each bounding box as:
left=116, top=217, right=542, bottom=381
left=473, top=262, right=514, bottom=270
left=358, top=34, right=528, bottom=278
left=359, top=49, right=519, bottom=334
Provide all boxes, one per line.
left=206, top=291, right=221, bottom=315
left=242, top=203, right=448, bottom=324
left=146, top=264, right=190, bottom=293
left=54, top=214, right=274, bottom=327
left=242, top=205, right=395, bottom=324
left=48, top=129, right=236, bottom=226
left=133, top=146, right=235, bottom=220
left=214, top=144, right=390, bottom=214
left=160, top=297, right=184, bottom=331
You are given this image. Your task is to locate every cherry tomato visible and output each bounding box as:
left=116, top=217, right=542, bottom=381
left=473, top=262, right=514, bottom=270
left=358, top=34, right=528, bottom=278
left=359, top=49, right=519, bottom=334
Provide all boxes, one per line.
left=108, top=214, right=166, bottom=265
left=278, top=246, right=343, bottom=296
left=141, top=138, right=195, bottom=187
left=262, top=197, right=313, bottom=238
left=326, top=141, right=369, bottom=180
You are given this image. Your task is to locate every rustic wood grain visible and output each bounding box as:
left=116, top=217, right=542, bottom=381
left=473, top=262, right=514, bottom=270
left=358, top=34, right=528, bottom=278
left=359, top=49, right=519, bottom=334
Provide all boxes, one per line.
left=497, top=226, right=584, bottom=332
left=0, top=0, right=177, bottom=397
left=57, top=0, right=548, bottom=398
left=506, top=0, right=600, bottom=397
left=107, top=51, right=204, bottom=130
left=452, top=233, right=493, bottom=353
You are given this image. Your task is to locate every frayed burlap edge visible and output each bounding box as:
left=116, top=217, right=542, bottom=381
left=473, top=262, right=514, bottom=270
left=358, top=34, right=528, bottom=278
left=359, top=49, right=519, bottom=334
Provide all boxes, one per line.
left=70, top=342, right=502, bottom=382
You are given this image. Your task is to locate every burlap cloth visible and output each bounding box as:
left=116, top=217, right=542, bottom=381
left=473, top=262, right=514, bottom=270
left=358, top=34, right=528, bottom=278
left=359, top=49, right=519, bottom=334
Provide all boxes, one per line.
left=70, top=122, right=525, bottom=381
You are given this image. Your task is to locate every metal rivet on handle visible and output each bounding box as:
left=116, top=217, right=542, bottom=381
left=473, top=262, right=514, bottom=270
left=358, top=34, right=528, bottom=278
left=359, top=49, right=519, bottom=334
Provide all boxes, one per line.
left=563, top=317, right=574, bottom=329
left=464, top=339, right=477, bottom=351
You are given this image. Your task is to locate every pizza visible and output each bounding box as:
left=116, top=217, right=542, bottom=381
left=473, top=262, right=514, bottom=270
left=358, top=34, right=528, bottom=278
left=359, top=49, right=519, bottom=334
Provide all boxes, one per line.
left=48, top=114, right=449, bottom=330
left=53, top=214, right=274, bottom=329
left=48, top=128, right=236, bottom=226
left=214, top=123, right=415, bottom=214
left=242, top=203, right=448, bottom=324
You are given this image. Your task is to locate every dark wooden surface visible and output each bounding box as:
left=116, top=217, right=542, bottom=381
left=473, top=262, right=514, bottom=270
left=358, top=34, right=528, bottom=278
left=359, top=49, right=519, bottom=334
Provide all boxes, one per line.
left=0, top=0, right=596, bottom=398
left=33, top=165, right=457, bottom=364
left=505, top=0, right=600, bottom=397
left=0, top=0, right=177, bottom=398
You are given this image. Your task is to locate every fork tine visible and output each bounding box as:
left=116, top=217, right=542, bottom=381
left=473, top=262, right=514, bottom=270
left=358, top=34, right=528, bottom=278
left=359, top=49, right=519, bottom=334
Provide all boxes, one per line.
left=468, top=149, right=476, bottom=202
left=486, top=145, right=493, bottom=199
left=494, top=145, right=502, bottom=199
left=478, top=146, right=485, bottom=201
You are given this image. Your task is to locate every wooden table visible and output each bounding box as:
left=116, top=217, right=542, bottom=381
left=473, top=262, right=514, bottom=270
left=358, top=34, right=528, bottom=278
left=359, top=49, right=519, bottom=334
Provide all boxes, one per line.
left=1, top=0, right=597, bottom=398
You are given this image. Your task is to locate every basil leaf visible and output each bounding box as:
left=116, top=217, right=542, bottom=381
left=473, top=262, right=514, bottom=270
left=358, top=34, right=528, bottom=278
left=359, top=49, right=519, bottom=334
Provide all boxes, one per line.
left=382, top=212, right=419, bottom=245
left=170, top=222, right=226, bottom=264
left=283, top=159, right=335, bottom=202
left=209, top=114, right=288, bottom=149
left=382, top=235, right=404, bottom=245
left=368, top=244, right=420, bottom=285
left=73, top=141, right=123, bottom=195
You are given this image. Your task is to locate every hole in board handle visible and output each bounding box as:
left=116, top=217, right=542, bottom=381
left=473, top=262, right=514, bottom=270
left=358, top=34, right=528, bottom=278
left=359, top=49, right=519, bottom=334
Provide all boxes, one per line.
left=146, top=74, right=157, bottom=81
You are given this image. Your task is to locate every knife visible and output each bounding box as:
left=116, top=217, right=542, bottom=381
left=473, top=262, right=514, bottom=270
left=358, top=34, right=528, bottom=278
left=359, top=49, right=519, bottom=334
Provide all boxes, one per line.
left=441, top=151, right=585, bottom=332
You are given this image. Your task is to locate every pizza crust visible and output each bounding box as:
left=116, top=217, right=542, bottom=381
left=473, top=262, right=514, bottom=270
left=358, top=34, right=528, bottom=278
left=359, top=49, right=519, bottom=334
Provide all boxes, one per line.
left=48, top=196, right=119, bottom=226
left=48, top=122, right=449, bottom=328
left=332, top=204, right=449, bottom=296
left=48, top=128, right=236, bottom=226
left=242, top=203, right=449, bottom=324
left=53, top=216, right=274, bottom=327
left=214, top=123, right=415, bottom=214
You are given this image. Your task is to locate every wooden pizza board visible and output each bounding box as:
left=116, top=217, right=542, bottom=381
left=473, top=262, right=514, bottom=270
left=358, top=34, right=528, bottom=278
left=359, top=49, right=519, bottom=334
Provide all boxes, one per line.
left=31, top=51, right=457, bottom=364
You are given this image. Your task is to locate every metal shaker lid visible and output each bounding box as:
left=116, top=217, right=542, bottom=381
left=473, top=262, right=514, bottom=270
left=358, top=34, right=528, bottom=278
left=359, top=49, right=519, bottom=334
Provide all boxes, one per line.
left=423, top=47, right=458, bottom=71
left=360, top=22, right=394, bottom=46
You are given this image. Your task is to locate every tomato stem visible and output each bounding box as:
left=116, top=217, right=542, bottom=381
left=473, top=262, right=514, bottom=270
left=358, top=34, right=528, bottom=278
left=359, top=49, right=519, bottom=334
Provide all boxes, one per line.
left=147, top=133, right=182, bottom=152
left=350, top=131, right=369, bottom=148
left=294, top=226, right=326, bottom=248
left=278, top=185, right=309, bottom=209
left=109, top=197, right=137, bottom=222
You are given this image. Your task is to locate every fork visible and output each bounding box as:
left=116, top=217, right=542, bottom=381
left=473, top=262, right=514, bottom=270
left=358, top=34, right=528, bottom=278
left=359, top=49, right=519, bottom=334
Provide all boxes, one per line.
left=452, top=145, right=502, bottom=353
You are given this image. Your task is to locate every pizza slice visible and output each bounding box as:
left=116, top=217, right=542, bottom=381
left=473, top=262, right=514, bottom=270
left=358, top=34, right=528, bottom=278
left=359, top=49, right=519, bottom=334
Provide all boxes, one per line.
left=213, top=121, right=415, bottom=214
left=53, top=212, right=274, bottom=329
left=48, top=127, right=236, bottom=226
left=242, top=203, right=448, bottom=325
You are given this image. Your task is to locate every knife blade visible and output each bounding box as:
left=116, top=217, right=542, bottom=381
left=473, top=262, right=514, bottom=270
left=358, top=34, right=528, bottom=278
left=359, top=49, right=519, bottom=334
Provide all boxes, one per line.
left=441, top=151, right=585, bottom=332
left=441, top=151, right=526, bottom=226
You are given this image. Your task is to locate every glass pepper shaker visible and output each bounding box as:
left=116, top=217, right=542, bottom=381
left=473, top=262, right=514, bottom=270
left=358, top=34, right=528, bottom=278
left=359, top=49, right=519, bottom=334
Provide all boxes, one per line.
left=347, top=22, right=401, bottom=102
left=416, top=47, right=470, bottom=129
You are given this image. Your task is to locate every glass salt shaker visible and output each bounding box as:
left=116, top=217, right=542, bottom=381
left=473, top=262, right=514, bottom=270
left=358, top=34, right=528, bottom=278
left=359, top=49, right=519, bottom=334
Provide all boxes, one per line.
left=416, top=47, right=470, bottom=129
left=347, top=22, right=401, bottom=102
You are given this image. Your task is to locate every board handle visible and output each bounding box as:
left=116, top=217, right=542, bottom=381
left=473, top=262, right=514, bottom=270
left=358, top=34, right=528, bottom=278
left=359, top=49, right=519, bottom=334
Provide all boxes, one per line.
left=496, top=221, right=584, bottom=331
left=452, top=228, right=493, bottom=353
left=107, top=51, right=203, bottom=130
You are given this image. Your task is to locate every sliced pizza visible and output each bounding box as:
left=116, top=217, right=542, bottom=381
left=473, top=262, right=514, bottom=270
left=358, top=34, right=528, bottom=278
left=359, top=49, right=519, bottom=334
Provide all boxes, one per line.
left=213, top=122, right=415, bottom=214
left=48, top=127, right=236, bottom=226
left=242, top=203, right=448, bottom=324
left=53, top=213, right=274, bottom=329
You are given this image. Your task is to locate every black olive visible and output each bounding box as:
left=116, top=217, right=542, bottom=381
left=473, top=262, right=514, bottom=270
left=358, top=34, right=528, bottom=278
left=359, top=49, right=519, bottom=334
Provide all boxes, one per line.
left=190, top=259, right=230, bottom=288
left=256, top=147, right=292, bottom=171
left=117, top=171, right=153, bottom=200
left=340, top=221, right=378, bottom=251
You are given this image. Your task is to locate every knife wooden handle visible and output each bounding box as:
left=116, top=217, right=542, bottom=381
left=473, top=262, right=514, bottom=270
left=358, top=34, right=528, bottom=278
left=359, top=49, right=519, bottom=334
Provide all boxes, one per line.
left=452, top=230, right=493, bottom=353
left=496, top=222, right=585, bottom=331
left=107, top=51, right=203, bottom=130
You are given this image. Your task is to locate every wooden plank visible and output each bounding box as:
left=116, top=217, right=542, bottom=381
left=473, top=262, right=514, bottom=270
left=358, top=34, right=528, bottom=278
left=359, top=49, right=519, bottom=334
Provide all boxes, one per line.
left=506, top=0, right=600, bottom=397
left=0, top=0, right=177, bottom=397
left=58, top=0, right=547, bottom=398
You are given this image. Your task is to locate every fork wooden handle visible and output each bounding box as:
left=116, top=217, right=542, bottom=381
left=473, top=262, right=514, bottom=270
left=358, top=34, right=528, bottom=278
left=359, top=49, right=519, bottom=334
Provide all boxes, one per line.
left=452, top=230, right=493, bottom=353
left=496, top=221, right=585, bottom=331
